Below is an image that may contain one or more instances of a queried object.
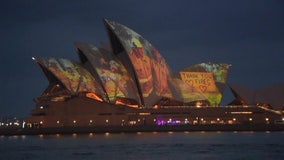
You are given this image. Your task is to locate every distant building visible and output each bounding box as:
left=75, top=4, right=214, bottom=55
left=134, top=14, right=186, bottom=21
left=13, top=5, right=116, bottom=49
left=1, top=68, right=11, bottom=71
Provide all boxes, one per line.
left=25, top=19, right=282, bottom=128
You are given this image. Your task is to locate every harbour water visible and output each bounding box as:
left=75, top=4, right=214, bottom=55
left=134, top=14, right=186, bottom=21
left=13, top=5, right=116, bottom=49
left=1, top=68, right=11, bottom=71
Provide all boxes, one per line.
left=0, top=131, right=283, bottom=160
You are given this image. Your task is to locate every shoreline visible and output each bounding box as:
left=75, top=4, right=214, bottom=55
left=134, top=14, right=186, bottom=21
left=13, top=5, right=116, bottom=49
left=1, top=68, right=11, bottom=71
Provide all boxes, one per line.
left=1, top=124, right=284, bottom=136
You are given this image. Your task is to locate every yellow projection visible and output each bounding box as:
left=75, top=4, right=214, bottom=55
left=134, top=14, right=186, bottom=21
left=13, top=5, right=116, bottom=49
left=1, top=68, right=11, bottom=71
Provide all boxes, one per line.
left=180, top=72, right=218, bottom=93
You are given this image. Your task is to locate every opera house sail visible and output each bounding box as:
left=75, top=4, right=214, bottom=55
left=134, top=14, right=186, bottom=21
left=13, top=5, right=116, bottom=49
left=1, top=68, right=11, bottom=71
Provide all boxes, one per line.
left=21, top=19, right=283, bottom=131
left=75, top=42, right=141, bottom=107
left=104, top=19, right=176, bottom=106
left=179, top=63, right=231, bottom=106
left=229, top=83, right=284, bottom=111
left=33, top=57, right=106, bottom=102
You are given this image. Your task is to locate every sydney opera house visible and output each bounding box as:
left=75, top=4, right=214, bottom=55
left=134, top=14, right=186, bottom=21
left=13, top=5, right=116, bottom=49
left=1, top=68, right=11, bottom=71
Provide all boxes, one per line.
left=25, top=19, right=283, bottom=130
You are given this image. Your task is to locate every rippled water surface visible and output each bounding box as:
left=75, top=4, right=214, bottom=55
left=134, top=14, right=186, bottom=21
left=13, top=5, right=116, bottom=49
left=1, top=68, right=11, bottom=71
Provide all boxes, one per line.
left=1, top=132, right=283, bottom=160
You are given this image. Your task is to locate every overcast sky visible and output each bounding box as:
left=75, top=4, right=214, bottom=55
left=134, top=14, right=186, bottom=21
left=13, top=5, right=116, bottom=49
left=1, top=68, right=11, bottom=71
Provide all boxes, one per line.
left=1, top=0, right=284, bottom=118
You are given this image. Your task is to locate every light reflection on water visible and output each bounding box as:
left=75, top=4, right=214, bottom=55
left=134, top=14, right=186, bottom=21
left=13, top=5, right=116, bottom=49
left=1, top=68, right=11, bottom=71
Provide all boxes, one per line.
left=0, top=132, right=284, bottom=160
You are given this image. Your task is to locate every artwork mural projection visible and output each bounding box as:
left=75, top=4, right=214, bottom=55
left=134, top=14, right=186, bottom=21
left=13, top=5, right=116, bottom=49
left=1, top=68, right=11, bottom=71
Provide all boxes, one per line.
left=180, top=72, right=218, bottom=92
left=75, top=43, right=141, bottom=105
left=179, top=63, right=231, bottom=105
left=104, top=19, right=174, bottom=106
left=37, top=57, right=105, bottom=101
left=171, top=78, right=207, bottom=104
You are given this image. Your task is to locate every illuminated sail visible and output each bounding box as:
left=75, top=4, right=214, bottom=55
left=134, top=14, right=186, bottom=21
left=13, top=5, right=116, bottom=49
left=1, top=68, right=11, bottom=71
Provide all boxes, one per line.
left=75, top=42, right=141, bottom=105
left=35, top=57, right=106, bottom=101
left=171, top=78, right=207, bottom=103
left=179, top=63, right=231, bottom=105
left=104, top=19, right=174, bottom=106
left=180, top=72, right=219, bottom=93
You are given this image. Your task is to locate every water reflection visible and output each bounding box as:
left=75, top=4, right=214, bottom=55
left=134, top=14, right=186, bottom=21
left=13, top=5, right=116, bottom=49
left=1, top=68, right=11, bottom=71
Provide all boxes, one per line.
left=0, top=132, right=283, bottom=160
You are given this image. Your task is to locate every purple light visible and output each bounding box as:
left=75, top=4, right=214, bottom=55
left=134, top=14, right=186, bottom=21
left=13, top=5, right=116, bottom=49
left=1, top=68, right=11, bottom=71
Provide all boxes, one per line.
left=157, top=120, right=166, bottom=125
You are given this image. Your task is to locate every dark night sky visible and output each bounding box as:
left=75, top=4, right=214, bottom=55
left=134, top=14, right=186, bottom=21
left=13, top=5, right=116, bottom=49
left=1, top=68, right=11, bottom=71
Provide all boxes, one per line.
left=1, top=0, right=284, bottom=118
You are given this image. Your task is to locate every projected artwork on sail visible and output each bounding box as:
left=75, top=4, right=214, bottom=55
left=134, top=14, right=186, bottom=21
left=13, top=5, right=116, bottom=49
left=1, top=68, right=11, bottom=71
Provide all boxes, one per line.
left=180, top=72, right=218, bottom=92
left=170, top=77, right=207, bottom=104
left=105, top=20, right=174, bottom=106
left=37, top=57, right=105, bottom=101
left=76, top=43, right=140, bottom=105
left=179, top=63, right=231, bottom=105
